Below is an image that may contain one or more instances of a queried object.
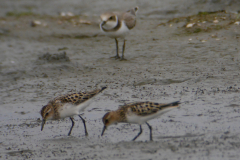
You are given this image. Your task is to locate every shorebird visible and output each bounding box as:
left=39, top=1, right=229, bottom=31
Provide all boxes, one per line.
left=101, top=101, right=180, bottom=141
left=40, top=87, right=107, bottom=136
left=100, top=6, right=138, bottom=60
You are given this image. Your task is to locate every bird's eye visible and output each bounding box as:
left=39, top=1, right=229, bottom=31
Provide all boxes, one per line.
left=109, top=16, right=114, bottom=20
left=105, top=119, right=109, bottom=123
left=46, top=113, right=49, bottom=116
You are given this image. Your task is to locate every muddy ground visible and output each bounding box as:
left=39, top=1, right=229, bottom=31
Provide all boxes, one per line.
left=1, top=0, right=240, bottom=159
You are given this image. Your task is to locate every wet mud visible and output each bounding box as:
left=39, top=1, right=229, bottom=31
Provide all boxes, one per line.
left=1, top=0, right=240, bottom=159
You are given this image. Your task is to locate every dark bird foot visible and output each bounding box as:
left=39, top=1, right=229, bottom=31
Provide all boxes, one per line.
left=120, top=57, right=127, bottom=61
left=110, top=55, right=121, bottom=59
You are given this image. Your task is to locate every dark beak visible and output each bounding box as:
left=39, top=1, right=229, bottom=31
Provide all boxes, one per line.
left=41, top=119, right=46, bottom=131
left=101, top=126, right=107, bottom=136
left=101, top=21, right=106, bottom=26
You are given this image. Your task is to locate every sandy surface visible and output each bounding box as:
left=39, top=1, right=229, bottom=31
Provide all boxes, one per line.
left=1, top=0, right=240, bottom=159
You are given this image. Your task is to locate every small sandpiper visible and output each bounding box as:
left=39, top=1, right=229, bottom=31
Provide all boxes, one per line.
left=100, top=6, right=138, bottom=60
left=40, top=87, right=107, bottom=136
left=101, top=101, right=180, bottom=141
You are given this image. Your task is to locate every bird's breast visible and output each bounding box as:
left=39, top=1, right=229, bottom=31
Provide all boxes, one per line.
left=100, top=21, right=130, bottom=38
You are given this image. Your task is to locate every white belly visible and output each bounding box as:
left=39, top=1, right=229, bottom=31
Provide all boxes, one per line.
left=101, top=22, right=130, bottom=38
left=126, top=107, right=176, bottom=124
left=58, top=99, right=93, bottom=119
left=58, top=103, right=78, bottom=118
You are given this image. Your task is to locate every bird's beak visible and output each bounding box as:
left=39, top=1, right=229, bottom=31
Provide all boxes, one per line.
left=41, top=119, right=46, bottom=131
left=101, top=21, right=106, bottom=26
left=101, top=125, right=107, bottom=136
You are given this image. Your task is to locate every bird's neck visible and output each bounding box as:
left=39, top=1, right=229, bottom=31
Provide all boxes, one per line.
left=113, top=110, right=127, bottom=123
left=101, top=18, right=122, bottom=32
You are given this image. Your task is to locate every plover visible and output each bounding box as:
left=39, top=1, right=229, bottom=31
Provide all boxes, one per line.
left=100, top=6, right=138, bottom=60
left=101, top=101, right=180, bottom=141
left=40, top=87, right=107, bottom=136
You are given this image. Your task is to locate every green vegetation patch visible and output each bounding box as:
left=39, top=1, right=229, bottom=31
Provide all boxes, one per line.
left=160, top=10, right=240, bottom=35
left=6, top=11, right=37, bottom=17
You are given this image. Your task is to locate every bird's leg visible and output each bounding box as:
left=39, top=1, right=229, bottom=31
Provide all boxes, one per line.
left=111, top=38, right=120, bottom=59
left=132, top=125, right=142, bottom=141
left=146, top=122, right=153, bottom=141
left=121, top=39, right=127, bottom=60
left=79, top=115, right=88, bottom=136
left=68, top=117, right=75, bottom=136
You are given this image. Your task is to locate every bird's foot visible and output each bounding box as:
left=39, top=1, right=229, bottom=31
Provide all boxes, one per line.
left=110, top=55, right=120, bottom=59
left=120, top=57, right=127, bottom=61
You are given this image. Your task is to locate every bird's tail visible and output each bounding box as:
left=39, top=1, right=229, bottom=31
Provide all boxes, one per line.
left=76, top=87, right=107, bottom=112
left=100, top=86, right=107, bottom=92
left=127, top=6, right=139, bottom=16
left=85, top=86, right=107, bottom=98
left=158, top=101, right=180, bottom=110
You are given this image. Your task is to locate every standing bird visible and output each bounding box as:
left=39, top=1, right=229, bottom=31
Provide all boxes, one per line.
left=101, top=101, right=180, bottom=141
left=100, top=6, right=138, bottom=60
left=40, top=87, right=107, bottom=136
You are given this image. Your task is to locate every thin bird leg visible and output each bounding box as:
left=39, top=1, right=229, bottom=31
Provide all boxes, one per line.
left=111, top=38, right=120, bottom=59
left=121, top=39, right=126, bottom=60
left=78, top=115, right=88, bottom=136
left=68, top=117, right=75, bottom=136
left=132, top=125, right=142, bottom=141
left=146, top=122, right=153, bottom=141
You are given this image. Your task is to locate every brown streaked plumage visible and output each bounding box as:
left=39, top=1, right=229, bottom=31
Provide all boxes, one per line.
left=40, top=87, right=107, bottom=136
left=100, top=6, right=138, bottom=60
left=101, top=101, right=180, bottom=141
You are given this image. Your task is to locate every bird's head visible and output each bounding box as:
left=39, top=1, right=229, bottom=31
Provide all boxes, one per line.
left=40, top=104, right=54, bottom=131
left=100, top=13, right=118, bottom=29
left=101, top=111, right=118, bottom=136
